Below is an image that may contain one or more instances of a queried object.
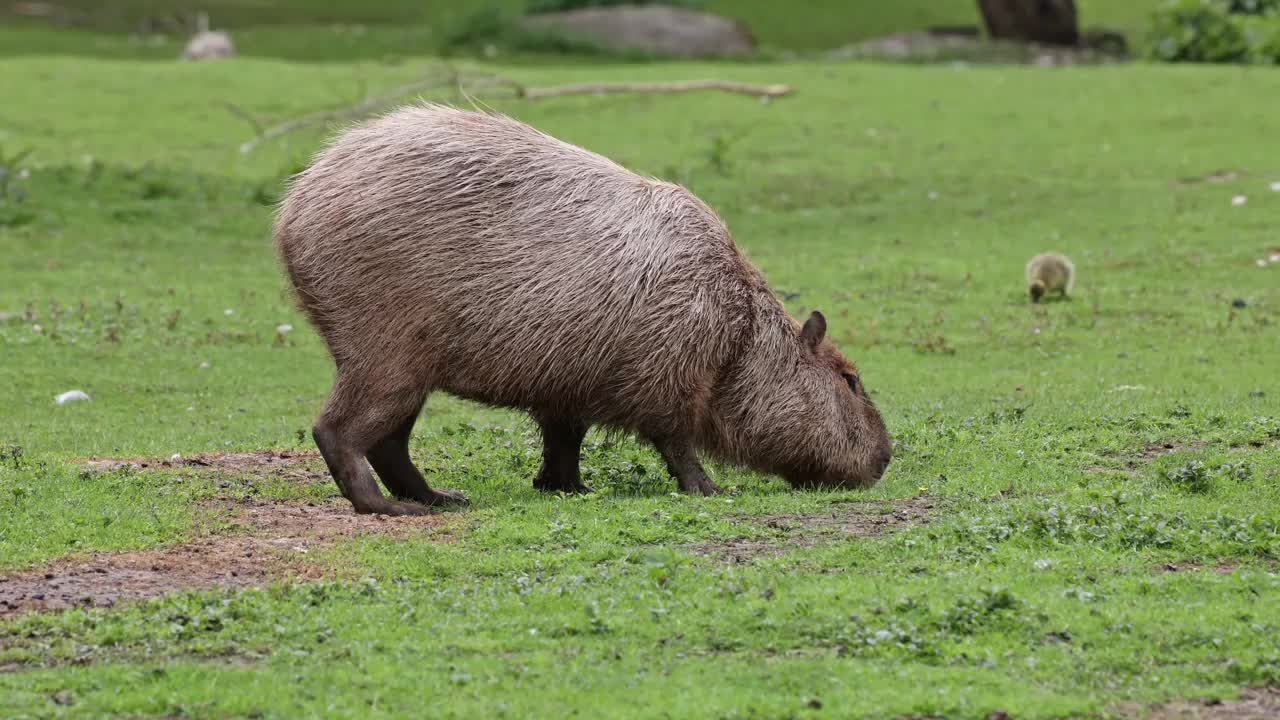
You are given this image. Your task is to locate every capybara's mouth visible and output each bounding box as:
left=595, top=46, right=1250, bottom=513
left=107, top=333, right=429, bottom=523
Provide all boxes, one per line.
left=783, top=468, right=881, bottom=490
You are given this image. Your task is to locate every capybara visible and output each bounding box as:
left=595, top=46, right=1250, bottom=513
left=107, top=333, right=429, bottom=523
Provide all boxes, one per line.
left=274, top=104, right=892, bottom=515
left=1026, top=251, right=1075, bottom=302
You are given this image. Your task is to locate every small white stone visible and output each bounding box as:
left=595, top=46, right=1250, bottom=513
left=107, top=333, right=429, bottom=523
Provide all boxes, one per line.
left=55, top=390, right=91, bottom=405
left=1270, top=181, right=1280, bottom=192
left=199, top=361, right=210, bottom=369
left=1232, top=195, right=1248, bottom=206
left=182, top=30, right=235, bottom=61
left=276, top=323, right=293, bottom=334
left=224, top=308, right=234, bottom=316
left=927, top=191, right=939, bottom=200
left=187, top=406, right=196, bottom=412
left=31, top=324, right=42, bottom=333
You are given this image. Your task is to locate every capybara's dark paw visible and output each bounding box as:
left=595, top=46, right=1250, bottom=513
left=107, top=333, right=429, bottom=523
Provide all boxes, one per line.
left=682, top=477, right=723, bottom=496
left=533, top=472, right=593, bottom=495
left=424, top=487, right=469, bottom=507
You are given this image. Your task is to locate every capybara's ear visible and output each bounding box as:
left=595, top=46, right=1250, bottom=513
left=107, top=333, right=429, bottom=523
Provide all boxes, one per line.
left=800, top=311, right=826, bottom=349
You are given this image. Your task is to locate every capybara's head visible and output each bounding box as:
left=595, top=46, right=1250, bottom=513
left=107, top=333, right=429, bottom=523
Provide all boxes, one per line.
left=775, top=311, right=892, bottom=490
left=1029, top=280, right=1046, bottom=303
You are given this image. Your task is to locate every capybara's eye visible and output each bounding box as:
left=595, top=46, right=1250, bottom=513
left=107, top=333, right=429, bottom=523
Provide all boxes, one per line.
left=843, top=373, right=859, bottom=394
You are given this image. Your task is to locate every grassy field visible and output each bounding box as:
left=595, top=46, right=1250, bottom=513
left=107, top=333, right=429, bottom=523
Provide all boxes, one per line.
left=0, top=0, right=1168, bottom=61
left=2, top=43, right=1280, bottom=720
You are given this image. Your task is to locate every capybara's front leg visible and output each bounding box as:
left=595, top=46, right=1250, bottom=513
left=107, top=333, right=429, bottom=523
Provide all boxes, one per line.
left=533, top=416, right=591, bottom=494
left=648, top=435, right=722, bottom=496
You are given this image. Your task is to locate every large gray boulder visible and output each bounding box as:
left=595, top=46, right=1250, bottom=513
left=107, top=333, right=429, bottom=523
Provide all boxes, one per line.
left=520, top=5, right=755, bottom=58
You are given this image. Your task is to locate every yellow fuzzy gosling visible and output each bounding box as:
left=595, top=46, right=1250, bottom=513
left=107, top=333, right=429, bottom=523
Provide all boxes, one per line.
left=1025, top=251, right=1075, bottom=303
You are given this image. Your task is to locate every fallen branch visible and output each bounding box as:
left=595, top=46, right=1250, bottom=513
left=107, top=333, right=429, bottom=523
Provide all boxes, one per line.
left=231, top=73, right=792, bottom=153
left=223, top=102, right=263, bottom=138
left=520, top=80, right=792, bottom=100
left=233, top=71, right=460, bottom=154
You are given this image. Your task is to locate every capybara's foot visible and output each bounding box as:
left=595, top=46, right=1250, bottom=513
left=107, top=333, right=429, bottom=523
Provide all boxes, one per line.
left=533, top=470, right=593, bottom=495
left=683, top=476, right=723, bottom=496
left=351, top=497, right=438, bottom=516
left=423, top=487, right=469, bottom=507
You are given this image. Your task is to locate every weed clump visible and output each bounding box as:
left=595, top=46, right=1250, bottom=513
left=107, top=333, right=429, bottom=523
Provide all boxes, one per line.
left=1164, top=459, right=1212, bottom=493
left=953, top=497, right=1280, bottom=559
left=1149, top=0, right=1280, bottom=65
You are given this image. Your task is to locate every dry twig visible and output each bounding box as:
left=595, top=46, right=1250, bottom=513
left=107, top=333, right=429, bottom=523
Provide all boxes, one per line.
left=521, top=80, right=792, bottom=100
left=230, top=71, right=791, bottom=153
left=233, top=71, right=461, bottom=154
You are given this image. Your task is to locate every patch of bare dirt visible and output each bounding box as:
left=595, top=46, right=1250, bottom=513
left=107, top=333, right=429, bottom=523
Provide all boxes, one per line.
left=82, top=448, right=327, bottom=484
left=1155, top=560, right=1258, bottom=575
left=1087, top=441, right=1210, bottom=475
left=0, top=499, right=447, bottom=618
left=1138, top=441, right=1208, bottom=460
left=690, top=496, right=940, bottom=563
left=1123, top=687, right=1280, bottom=719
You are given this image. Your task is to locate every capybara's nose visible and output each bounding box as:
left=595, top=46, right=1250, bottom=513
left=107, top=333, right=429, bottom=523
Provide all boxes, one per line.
left=874, top=448, right=892, bottom=479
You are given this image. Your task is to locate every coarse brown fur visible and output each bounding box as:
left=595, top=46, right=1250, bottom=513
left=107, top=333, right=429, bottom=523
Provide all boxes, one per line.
left=1026, top=251, right=1075, bottom=303
left=274, top=103, right=892, bottom=515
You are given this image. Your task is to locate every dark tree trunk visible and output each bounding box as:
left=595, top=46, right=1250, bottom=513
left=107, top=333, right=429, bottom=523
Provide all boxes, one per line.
left=977, top=0, right=1079, bottom=46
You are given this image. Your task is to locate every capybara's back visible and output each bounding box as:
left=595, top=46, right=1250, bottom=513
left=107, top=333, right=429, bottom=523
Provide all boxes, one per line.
left=276, top=104, right=891, bottom=515
left=278, top=104, right=750, bottom=429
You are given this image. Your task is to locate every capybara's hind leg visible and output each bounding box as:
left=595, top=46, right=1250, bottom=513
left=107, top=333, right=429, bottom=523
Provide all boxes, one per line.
left=367, top=413, right=468, bottom=507
left=313, top=372, right=435, bottom=516
left=532, top=416, right=591, bottom=494
left=647, top=434, right=722, bottom=496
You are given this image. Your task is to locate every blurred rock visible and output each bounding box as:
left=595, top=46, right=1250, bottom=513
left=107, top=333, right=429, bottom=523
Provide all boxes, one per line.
left=55, top=390, right=91, bottom=405
left=520, top=5, right=755, bottom=58
left=829, top=31, right=979, bottom=60
left=182, top=31, right=236, bottom=61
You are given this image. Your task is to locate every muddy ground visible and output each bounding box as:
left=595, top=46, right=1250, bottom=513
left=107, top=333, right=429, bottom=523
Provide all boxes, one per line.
left=82, top=448, right=329, bottom=484
left=1, top=450, right=452, bottom=618
left=1128, top=687, right=1280, bottom=719
left=0, top=499, right=447, bottom=617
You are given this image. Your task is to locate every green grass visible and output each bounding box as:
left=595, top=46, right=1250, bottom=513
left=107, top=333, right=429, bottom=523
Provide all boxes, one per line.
left=0, top=0, right=1168, bottom=61
left=2, top=49, right=1280, bottom=718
